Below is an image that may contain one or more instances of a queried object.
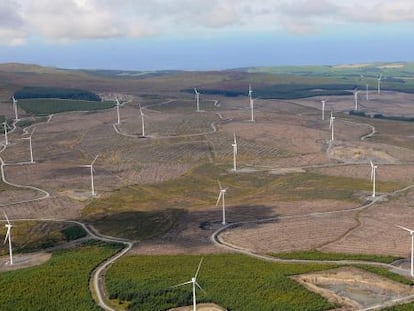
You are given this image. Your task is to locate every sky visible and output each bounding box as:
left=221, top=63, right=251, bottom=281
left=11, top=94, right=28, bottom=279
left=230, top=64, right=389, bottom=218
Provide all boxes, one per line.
left=1, top=0, right=414, bottom=70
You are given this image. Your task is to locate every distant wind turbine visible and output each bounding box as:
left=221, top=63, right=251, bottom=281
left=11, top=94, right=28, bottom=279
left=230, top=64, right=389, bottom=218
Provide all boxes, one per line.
left=321, top=100, right=327, bottom=120
left=366, top=83, right=369, bottom=101
left=370, top=160, right=377, bottom=198
left=80, top=155, right=99, bottom=196
left=12, top=96, right=19, bottom=121
left=172, top=258, right=205, bottom=311
left=377, top=74, right=383, bottom=95
left=3, top=211, right=13, bottom=265
left=353, top=89, right=360, bottom=111
left=23, top=128, right=36, bottom=163
left=216, top=180, right=228, bottom=225
left=139, top=104, right=145, bottom=137
left=194, top=88, right=200, bottom=112
left=232, top=132, right=238, bottom=171
left=396, top=225, right=414, bottom=277
left=115, top=98, right=121, bottom=125
left=329, top=111, right=335, bottom=142
left=3, top=121, right=9, bottom=145
left=249, top=98, right=255, bottom=122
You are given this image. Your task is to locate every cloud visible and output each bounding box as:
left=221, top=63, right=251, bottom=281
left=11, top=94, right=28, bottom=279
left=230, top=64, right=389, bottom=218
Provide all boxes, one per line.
left=1, top=0, right=414, bottom=46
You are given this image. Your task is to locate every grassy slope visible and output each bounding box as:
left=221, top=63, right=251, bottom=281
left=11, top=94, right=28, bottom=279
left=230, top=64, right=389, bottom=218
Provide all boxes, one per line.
left=0, top=241, right=122, bottom=311
left=83, top=164, right=403, bottom=240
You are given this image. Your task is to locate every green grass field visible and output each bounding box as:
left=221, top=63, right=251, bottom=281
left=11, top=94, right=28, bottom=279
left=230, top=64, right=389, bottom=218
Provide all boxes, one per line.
left=0, top=241, right=122, bottom=311
left=106, top=254, right=337, bottom=311
left=18, top=98, right=115, bottom=115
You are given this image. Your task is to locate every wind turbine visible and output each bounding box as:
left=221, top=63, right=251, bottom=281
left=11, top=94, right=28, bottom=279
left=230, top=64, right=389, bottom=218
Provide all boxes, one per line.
left=12, top=96, right=19, bottom=121
left=3, top=211, right=13, bottom=265
left=172, top=258, right=205, bottom=311
left=139, top=104, right=145, bottom=137
left=248, top=84, right=253, bottom=101
left=115, top=98, right=120, bottom=125
left=366, top=83, right=369, bottom=101
left=377, top=74, right=382, bottom=95
left=232, top=132, right=238, bottom=171
left=370, top=160, right=377, bottom=198
left=321, top=100, right=327, bottom=120
left=81, top=155, right=99, bottom=196
left=194, top=88, right=200, bottom=112
left=3, top=121, right=9, bottom=145
left=216, top=180, right=228, bottom=225
left=23, top=128, right=36, bottom=163
left=353, top=89, right=360, bottom=111
left=396, top=225, right=414, bottom=277
left=329, top=111, right=335, bottom=142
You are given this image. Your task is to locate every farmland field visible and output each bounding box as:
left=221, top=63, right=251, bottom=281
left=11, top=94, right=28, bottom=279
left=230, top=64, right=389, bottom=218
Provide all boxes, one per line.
left=106, top=254, right=337, bottom=311
left=0, top=241, right=122, bottom=311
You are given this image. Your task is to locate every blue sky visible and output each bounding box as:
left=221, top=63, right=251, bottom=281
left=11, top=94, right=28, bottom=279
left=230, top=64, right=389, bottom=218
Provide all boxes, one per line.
left=1, top=1, right=414, bottom=70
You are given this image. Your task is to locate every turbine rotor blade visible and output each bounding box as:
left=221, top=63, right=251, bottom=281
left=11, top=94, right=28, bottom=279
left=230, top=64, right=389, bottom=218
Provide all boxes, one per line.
left=217, top=180, right=222, bottom=190
left=194, top=258, right=203, bottom=279
left=171, top=280, right=193, bottom=288
left=91, top=155, right=99, bottom=166
left=216, top=192, right=222, bottom=206
left=396, top=225, right=414, bottom=233
left=195, top=281, right=207, bottom=295
left=3, top=211, right=10, bottom=224
left=4, top=229, right=10, bottom=244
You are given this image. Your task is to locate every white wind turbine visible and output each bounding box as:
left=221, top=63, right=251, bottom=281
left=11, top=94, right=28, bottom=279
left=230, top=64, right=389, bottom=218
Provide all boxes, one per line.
left=139, top=104, right=146, bottom=137
left=194, top=88, right=200, bottom=112
left=366, top=83, right=369, bottom=101
left=232, top=132, right=238, bottom=171
left=172, top=258, right=205, bottom=311
left=23, top=128, right=36, bottom=163
left=3, top=121, right=9, bottom=145
left=377, top=74, right=382, bottom=95
left=115, top=98, right=121, bottom=125
left=321, top=100, right=327, bottom=120
left=353, top=89, right=360, bottom=111
left=396, top=225, right=414, bottom=277
left=216, top=180, right=228, bottom=225
left=3, top=211, right=13, bottom=265
left=81, top=155, right=99, bottom=196
left=12, top=96, right=19, bottom=121
left=370, top=160, right=377, bottom=198
left=249, top=98, right=255, bottom=122
left=329, top=111, right=335, bottom=142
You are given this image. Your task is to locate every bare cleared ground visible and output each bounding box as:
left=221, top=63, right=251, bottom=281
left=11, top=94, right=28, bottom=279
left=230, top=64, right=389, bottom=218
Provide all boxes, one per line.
left=2, top=92, right=414, bottom=259
left=294, top=267, right=414, bottom=310
left=168, top=303, right=226, bottom=311
left=0, top=252, right=51, bottom=272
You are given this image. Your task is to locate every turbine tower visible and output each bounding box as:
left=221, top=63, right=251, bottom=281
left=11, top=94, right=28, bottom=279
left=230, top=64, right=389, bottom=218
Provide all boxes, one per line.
left=81, top=155, right=99, bottom=196
left=232, top=132, right=238, bottom=172
left=248, top=84, right=253, bottom=102
left=12, top=96, right=19, bottom=121
left=3, top=212, right=13, bottom=265
left=321, top=100, right=326, bottom=120
left=3, top=121, right=9, bottom=145
left=370, top=160, right=377, bottom=198
left=366, top=83, right=369, bottom=101
left=139, top=104, right=145, bottom=137
left=329, top=111, right=335, bottom=142
left=115, top=98, right=121, bottom=125
left=23, top=128, right=36, bottom=163
left=250, top=98, right=255, bottom=122
left=194, top=88, right=200, bottom=112
left=396, top=225, right=414, bottom=277
left=377, top=74, right=382, bottom=95
left=216, top=181, right=228, bottom=225
left=172, top=258, right=205, bottom=311
left=353, top=89, right=360, bottom=111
